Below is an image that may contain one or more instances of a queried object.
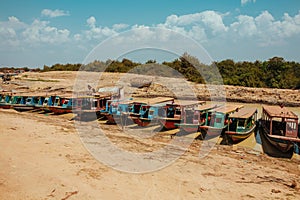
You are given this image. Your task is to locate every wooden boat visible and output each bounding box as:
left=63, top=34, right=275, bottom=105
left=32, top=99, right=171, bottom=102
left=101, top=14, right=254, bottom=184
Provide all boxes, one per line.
left=47, top=96, right=74, bottom=114
left=73, top=95, right=111, bottom=120
left=0, top=94, right=13, bottom=109
left=158, top=101, right=204, bottom=130
left=11, top=96, right=28, bottom=111
left=260, top=105, right=300, bottom=153
left=95, top=98, right=115, bottom=119
left=199, top=105, right=244, bottom=139
left=13, top=96, right=41, bottom=112
left=131, top=97, right=175, bottom=127
left=41, top=96, right=60, bottom=113
left=105, top=97, right=174, bottom=126
left=224, top=107, right=258, bottom=144
left=33, top=96, right=46, bottom=111
left=105, top=100, right=131, bottom=124
left=177, top=104, right=218, bottom=133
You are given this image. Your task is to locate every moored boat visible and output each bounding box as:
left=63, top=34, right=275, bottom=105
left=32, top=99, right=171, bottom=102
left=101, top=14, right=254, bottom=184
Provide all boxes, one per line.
left=131, top=97, right=175, bottom=127
left=13, top=95, right=40, bottom=112
left=177, top=104, right=218, bottom=133
left=260, top=105, right=300, bottom=153
left=199, top=105, right=244, bottom=140
left=41, top=95, right=60, bottom=113
left=73, top=95, right=111, bottom=120
left=158, top=101, right=204, bottom=130
left=224, top=107, right=258, bottom=144
left=11, top=96, right=28, bottom=111
left=0, top=94, right=13, bottom=109
left=47, top=96, right=74, bottom=114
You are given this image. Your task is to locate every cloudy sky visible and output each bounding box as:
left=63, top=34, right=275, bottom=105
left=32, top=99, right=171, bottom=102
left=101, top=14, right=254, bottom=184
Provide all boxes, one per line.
left=1, top=0, right=300, bottom=67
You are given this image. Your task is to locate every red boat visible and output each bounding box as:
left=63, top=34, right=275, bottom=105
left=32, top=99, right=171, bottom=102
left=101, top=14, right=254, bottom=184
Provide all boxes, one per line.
left=177, top=104, right=218, bottom=133
left=158, top=101, right=204, bottom=130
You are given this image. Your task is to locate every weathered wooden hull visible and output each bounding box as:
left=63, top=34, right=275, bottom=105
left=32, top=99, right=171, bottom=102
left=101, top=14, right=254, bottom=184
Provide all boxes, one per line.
left=159, top=118, right=181, bottom=130
left=177, top=123, right=200, bottom=133
left=199, top=126, right=225, bottom=139
left=12, top=105, right=35, bottom=112
left=263, top=131, right=295, bottom=153
left=257, top=122, right=294, bottom=158
left=225, top=125, right=256, bottom=144
left=13, top=106, right=34, bottom=112
left=48, top=106, right=72, bottom=115
left=74, top=110, right=98, bottom=121
left=0, top=103, right=11, bottom=109
left=133, top=117, right=159, bottom=127
left=105, top=113, right=117, bottom=124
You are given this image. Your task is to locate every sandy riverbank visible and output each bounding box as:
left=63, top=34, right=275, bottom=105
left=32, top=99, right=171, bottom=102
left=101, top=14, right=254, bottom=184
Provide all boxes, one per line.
left=1, top=71, right=300, bottom=199
left=0, top=108, right=300, bottom=199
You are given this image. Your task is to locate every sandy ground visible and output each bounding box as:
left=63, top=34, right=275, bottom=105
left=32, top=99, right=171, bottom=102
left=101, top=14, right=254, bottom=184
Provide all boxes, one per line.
left=1, top=71, right=300, bottom=199
left=0, top=109, right=300, bottom=200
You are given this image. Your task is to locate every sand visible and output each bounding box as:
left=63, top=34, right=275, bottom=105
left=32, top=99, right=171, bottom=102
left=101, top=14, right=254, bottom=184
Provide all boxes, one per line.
left=0, top=108, right=300, bottom=199
left=1, top=71, right=300, bottom=199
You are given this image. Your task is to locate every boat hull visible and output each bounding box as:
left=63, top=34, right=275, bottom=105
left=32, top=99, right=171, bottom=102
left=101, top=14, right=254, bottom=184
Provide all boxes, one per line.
left=0, top=103, right=11, bottom=109
left=177, top=123, right=200, bottom=133
left=12, top=105, right=35, bottom=112
left=159, top=118, right=181, bottom=130
left=48, top=106, right=72, bottom=115
left=225, top=125, right=256, bottom=144
left=199, top=126, right=225, bottom=139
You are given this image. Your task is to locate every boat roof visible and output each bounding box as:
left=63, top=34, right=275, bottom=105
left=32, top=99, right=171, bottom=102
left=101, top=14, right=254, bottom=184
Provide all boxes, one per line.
left=196, top=104, right=218, bottom=111
left=210, top=105, right=244, bottom=114
left=131, top=97, right=174, bottom=106
left=166, top=100, right=205, bottom=108
left=229, top=107, right=257, bottom=119
left=263, top=105, right=298, bottom=119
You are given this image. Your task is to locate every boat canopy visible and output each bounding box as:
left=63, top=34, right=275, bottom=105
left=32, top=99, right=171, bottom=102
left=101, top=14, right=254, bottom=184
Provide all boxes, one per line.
left=210, top=105, right=244, bottom=114
left=165, top=100, right=205, bottom=108
left=130, top=97, right=174, bottom=106
left=196, top=104, right=218, bottom=111
left=263, top=105, right=298, bottom=120
left=229, top=107, right=257, bottom=119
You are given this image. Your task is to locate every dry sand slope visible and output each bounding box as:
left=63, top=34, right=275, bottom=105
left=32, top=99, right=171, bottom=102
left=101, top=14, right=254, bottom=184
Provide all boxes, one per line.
left=1, top=71, right=300, bottom=199
left=0, top=108, right=300, bottom=200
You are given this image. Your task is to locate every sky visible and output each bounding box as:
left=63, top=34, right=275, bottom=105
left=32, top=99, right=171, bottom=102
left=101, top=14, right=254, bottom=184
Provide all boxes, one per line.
left=1, top=0, right=300, bottom=67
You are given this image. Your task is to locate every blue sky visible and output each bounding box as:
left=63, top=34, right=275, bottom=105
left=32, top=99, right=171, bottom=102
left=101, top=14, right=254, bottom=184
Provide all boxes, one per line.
left=1, top=0, right=300, bottom=67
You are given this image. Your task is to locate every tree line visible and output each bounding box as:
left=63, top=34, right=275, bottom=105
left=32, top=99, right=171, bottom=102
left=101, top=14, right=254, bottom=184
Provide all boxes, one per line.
left=3, top=54, right=300, bottom=89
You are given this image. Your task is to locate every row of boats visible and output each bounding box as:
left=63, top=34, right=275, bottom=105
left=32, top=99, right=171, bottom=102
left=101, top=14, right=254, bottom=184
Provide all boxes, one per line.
left=1, top=92, right=299, bottom=157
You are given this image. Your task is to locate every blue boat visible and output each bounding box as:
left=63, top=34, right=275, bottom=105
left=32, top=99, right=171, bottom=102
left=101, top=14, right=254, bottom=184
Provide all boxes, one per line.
left=0, top=94, right=13, bottom=109
left=12, top=95, right=42, bottom=112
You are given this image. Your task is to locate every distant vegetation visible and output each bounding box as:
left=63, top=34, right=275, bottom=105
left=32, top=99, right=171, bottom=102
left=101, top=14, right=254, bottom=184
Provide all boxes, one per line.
left=1, top=53, right=300, bottom=89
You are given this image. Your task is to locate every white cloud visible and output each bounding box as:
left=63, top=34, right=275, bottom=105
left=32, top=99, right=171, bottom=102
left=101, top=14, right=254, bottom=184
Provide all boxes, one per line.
left=87, top=16, right=96, bottom=28
left=83, top=16, right=117, bottom=40
left=164, top=11, right=227, bottom=33
left=112, top=23, right=129, bottom=31
left=230, top=15, right=257, bottom=37
left=2, top=9, right=300, bottom=66
left=161, top=11, right=228, bottom=43
left=241, top=0, right=256, bottom=6
left=21, top=19, right=70, bottom=44
left=41, top=9, right=69, bottom=18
